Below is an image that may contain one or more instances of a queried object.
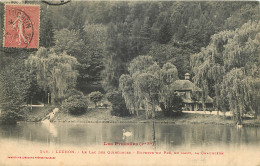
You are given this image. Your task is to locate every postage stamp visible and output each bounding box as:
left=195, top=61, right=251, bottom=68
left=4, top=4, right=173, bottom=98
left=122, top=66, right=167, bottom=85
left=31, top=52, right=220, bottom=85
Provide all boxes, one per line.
left=3, top=4, right=40, bottom=48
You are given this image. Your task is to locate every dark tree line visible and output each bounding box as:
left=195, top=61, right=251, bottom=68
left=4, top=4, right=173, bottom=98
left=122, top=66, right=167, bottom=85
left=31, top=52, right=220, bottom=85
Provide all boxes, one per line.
left=41, top=1, right=259, bottom=93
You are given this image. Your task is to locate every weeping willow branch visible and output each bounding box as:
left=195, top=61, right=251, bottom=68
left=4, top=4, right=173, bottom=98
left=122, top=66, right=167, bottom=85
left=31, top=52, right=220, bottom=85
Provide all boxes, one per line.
left=26, top=47, right=79, bottom=104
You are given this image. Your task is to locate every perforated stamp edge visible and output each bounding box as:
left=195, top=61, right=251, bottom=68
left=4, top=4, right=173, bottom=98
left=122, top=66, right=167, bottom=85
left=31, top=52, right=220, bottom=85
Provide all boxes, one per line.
left=3, top=3, right=40, bottom=49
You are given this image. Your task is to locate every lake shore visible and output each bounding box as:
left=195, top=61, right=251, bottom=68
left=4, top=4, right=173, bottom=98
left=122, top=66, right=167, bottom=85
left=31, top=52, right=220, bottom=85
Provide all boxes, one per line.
left=41, top=107, right=260, bottom=127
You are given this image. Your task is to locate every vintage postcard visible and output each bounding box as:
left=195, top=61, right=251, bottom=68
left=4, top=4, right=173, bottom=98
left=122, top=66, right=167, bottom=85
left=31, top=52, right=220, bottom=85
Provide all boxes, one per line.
left=0, top=0, right=259, bottom=166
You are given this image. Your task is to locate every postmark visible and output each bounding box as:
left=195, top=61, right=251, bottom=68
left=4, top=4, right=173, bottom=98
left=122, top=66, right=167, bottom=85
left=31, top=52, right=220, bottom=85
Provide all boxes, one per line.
left=42, top=0, right=71, bottom=6
left=3, top=4, right=40, bottom=48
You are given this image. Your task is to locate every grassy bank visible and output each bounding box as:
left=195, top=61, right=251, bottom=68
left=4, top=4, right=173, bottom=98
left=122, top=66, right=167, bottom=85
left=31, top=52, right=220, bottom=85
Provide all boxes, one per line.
left=47, top=107, right=260, bottom=127
left=24, top=106, right=55, bottom=122
left=22, top=106, right=260, bottom=126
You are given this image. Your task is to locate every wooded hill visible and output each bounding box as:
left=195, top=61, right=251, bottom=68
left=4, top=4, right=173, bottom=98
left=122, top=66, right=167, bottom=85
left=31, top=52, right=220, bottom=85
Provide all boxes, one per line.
left=0, top=1, right=259, bottom=123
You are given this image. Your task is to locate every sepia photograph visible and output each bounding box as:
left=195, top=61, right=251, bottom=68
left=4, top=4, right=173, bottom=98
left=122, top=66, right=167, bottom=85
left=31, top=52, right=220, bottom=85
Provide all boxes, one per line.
left=0, top=0, right=259, bottom=165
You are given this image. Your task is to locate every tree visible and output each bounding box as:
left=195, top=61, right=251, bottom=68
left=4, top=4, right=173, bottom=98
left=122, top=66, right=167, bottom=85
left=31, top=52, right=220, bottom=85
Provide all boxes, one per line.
left=102, top=23, right=130, bottom=91
left=135, top=72, right=160, bottom=119
left=119, top=56, right=181, bottom=119
left=26, top=47, right=79, bottom=104
left=191, top=21, right=260, bottom=122
left=224, top=2, right=260, bottom=30
left=128, top=55, right=155, bottom=75
left=77, top=24, right=106, bottom=94
left=52, top=25, right=106, bottom=94
left=160, top=92, right=183, bottom=116
left=147, top=42, right=195, bottom=79
left=40, top=7, right=55, bottom=48
left=221, top=68, right=250, bottom=123
left=61, top=94, right=88, bottom=115
left=53, top=28, right=84, bottom=55
left=119, top=74, right=135, bottom=114
left=160, top=62, right=179, bottom=86
left=159, top=62, right=180, bottom=114
left=119, top=56, right=158, bottom=118
left=106, top=91, right=130, bottom=117
left=158, top=18, right=172, bottom=44
left=0, top=61, right=31, bottom=124
left=89, top=91, right=103, bottom=107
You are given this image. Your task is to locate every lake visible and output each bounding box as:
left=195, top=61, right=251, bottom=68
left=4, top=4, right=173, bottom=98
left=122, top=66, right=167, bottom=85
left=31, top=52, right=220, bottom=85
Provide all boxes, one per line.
left=0, top=122, right=260, bottom=166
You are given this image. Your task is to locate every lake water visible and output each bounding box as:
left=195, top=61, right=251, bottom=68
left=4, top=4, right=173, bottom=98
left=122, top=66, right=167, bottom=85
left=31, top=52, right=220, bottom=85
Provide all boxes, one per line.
left=0, top=122, right=260, bottom=166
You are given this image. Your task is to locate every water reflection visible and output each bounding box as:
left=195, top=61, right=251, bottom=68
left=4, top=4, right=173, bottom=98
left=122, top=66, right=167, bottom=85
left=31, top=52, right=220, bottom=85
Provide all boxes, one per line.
left=41, top=120, right=58, bottom=137
left=1, top=123, right=259, bottom=166
left=0, top=123, right=260, bottom=150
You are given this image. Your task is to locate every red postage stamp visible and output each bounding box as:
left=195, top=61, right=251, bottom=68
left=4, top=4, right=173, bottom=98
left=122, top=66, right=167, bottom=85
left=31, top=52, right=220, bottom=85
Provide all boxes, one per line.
left=3, top=4, right=40, bottom=48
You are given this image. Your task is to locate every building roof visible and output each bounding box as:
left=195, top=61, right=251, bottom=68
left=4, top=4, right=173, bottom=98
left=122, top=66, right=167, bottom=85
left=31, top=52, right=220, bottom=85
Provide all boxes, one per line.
left=171, top=80, right=213, bottom=104
left=171, top=80, right=202, bottom=91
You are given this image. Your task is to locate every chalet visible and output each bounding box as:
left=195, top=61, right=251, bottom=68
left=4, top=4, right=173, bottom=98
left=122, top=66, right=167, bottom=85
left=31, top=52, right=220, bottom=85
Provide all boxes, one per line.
left=171, top=73, right=213, bottom=111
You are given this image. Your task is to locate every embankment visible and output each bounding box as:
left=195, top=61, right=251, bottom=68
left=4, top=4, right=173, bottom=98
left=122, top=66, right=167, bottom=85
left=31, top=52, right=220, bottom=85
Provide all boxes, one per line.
left=47, top=107, right=260, bottom=127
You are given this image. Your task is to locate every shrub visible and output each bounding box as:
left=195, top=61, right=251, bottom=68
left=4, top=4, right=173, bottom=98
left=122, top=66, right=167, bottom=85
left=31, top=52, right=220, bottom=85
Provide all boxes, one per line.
left=64, top=89, right=84, bottom=99
left=0, top=108, right=25, bottom=125
left=160, top=92, right=183, bottom=117
left=107, top=91, right=130, bottom=117
left=57, top=89, right=84, bottom=103
left=89, top=91, right=103, bottom=107
left=61, top=95, right=88, bottom=115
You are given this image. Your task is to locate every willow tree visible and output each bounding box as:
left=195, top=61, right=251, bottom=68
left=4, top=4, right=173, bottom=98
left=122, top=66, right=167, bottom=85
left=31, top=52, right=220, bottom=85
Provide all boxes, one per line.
left=119, top=55, right=179, bottom=119
left=128, top=55, right=155, bottom=75
left=221, top=68, right=252, bottom=122
left=119, top=56, right=159, bottom=118
left=159, top=62, right=179, bottom=99
left=134, top=63, right=161, bottom=119
left=191, top=21, right=260, bottom=121
left=159, top=62, right=180, bottom=114
left=26, top=47, right=79, bottom=104
left=119, top=74, right=135, bottom=114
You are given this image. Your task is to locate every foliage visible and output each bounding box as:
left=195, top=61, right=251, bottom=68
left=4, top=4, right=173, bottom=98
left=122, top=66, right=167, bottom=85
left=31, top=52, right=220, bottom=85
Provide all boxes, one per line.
left=53, top=26, right=106, bottom=94
left=106, top=91, right=130, bottom=117
left=135, top=72, right=160, bottom=119
left=160, top=92, right=183, bottom=117
left=89, top=91, right=103, bottom=107
left=64, top=89, right=84, bottom=99
left=0, top=60, right=33, bottom=124
left=53, top=29, right=84, bottom=55
left=61, top=94, right=88, bottom=115
left=0, top=110, right=25, bottom=125
left=120, top=56, right=159, bottom=118
left=119, top=74, right=135, bottom=114
left=73, top=1, right=259, bottom=92
left=159, top=62, right=180, bottom=112
left=77, top=24, right=106, bottom=93
left=26, top=47, right=79, bottom=104
left=58, top=89, right=84, bottom=102
left=221, top=68, right=251, bottom=122
left=191, top=21, right=260, bottom=121
left=119, top=56, right=180, bottom=119
left=40, top=7, right=55, bottom=48
left=148, top=42, right=195, bottom=79
left=1, top=1, right=259, bottom=123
